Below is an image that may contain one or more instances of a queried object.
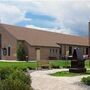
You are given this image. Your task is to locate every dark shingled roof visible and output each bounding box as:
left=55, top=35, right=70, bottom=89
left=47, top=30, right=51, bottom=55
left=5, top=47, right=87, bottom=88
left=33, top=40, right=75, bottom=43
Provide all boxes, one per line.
left=0, top=23, right=89, bottom=47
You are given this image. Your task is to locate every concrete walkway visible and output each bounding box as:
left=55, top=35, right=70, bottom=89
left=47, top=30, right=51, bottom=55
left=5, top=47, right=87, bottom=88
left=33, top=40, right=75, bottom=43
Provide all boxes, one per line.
left=30, top=69, right=90, bottom=90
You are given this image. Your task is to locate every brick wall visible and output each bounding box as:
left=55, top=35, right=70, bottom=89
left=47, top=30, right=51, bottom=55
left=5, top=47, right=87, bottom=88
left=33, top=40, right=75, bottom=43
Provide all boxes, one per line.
left=25, top=44, right=60, bottom=60
left=0, top=27, right=17, bottom=60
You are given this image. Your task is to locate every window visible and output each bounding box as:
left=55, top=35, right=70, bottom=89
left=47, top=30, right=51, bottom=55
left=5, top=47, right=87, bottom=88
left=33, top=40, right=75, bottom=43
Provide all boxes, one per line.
left=8, top=46, right=11, bottom=56
left=56, top=49, right=57, bottom=53
left=50, top=49, right=52, bottom=53
left=53, top=49, right=54, bottom=53
left=69, top=46, right=72, bottom=55
left=50, top=49, right=58, bottom=53
left=86, top=47, right=88, bottom=54
left=59, top=47, right=62, bottom=55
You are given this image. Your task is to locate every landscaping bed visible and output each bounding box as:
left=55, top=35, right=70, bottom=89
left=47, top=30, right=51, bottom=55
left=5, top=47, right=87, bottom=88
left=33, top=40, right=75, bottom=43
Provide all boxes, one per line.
left=0, top=60, right=89, bottom=89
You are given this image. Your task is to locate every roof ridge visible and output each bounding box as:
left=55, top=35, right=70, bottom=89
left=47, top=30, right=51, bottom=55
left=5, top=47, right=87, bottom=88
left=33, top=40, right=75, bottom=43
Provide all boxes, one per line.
left=0, top=23, right=87, bottom=39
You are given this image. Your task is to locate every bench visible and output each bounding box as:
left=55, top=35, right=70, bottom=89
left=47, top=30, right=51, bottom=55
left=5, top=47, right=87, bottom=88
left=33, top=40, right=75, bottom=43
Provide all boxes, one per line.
left=48, top=56, right=57, bottom=60
left=37, top=60, right=51, bottom=70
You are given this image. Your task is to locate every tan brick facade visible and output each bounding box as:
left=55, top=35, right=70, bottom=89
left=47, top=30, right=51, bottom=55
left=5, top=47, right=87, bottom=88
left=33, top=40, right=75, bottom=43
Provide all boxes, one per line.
left=0, top=24, right=89, bottom=60
left=25, top=45, right=60, bottom=60
left=0, top=27, right=17, bottom=60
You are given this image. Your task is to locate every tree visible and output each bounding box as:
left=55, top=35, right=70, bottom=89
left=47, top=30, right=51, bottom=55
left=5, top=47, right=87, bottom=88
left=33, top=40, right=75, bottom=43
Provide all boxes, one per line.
left=17, top=43, right=27, bottom=61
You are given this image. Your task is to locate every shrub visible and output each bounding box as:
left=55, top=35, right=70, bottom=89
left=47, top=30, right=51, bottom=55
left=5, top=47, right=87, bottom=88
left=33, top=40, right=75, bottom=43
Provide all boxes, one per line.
left=0, top=79, right=31, bottom=90
left=8, top=69, right=31, bottom=85
left=0, top=67, right=13, bottom=80
left=82, top=76, right=90, bottom=85
left=0, top=68, right=32, bottom=90
left=17, top=43, right=27, bottom=61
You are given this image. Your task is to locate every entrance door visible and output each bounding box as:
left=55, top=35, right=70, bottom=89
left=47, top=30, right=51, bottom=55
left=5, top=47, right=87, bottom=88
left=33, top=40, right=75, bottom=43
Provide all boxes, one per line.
left=36, top=48, right=40, bottom=60
left=0, top=34, right=2, bottom=59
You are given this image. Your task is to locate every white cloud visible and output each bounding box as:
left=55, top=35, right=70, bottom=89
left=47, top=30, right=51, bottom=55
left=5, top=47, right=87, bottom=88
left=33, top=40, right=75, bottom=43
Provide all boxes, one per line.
left=0, top=3, right=25, bottom=24
left=0, top=2, right=32, bottom=24
left=26, top=24, right=73, bottom=35
left=0, top=0, right=90, bottom=36
left=24, top=0, right=90, bottom=36
left=26, top=25, right=47, bottom=30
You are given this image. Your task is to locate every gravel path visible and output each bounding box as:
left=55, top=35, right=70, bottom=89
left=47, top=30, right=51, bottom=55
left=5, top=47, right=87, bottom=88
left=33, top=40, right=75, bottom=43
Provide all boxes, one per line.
left=30, top=69, right=90, bottom=90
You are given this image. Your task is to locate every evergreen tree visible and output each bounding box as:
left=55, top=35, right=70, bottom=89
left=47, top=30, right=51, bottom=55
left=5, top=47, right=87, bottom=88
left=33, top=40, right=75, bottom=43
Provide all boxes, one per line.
left=17, top=43, right=27, bottom=61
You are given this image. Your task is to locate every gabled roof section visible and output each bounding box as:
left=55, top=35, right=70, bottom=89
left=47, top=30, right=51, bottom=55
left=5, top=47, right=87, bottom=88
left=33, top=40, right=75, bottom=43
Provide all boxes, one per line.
left=0, top=23, right=89, bottom=47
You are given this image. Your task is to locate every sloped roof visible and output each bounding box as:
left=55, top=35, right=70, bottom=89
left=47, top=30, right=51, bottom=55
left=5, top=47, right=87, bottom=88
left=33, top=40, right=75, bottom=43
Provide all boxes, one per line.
left=0, top=23, right=89, bottom=47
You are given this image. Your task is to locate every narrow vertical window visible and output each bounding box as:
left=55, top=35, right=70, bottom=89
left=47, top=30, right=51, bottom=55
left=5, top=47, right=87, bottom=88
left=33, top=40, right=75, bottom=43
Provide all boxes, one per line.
left=59, top=47, right=62, bottom=55
left=56, top=49, right=57, bottom=53
left=53, top=49, right=54, bottom=53
left=8, top=47, right=11, bottom=56
left=86, top=47, right=88, bottom=54
left=50, top=49, right=51, bottom=53
left=69, top=46, right=72, bottom=55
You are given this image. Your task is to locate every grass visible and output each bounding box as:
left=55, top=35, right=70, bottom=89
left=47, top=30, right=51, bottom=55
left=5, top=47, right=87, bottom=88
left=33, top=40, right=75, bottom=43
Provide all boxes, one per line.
left=0, top=60, right=70, bottom=70
left=0, top=60, right=90, bottom=70
left=49, top=60, right=70, bottom=68
left=50, top=70, right=90, bottom=77
left=0, top=62, right=37, bottom=71
left=49, top=60, right=90, bottom=68
left=85, top=60, right=90, bottom=68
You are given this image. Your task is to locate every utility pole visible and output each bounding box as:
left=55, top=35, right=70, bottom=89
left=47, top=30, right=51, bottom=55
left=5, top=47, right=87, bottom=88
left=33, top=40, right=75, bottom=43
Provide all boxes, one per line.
left=0, top=19, right=1, bottom=23
left=88, top=22, right=90, bottom=67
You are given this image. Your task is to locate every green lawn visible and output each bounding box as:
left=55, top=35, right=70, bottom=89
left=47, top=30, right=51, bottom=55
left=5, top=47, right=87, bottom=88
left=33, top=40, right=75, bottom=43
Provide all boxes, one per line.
left=50, top=70, right=90, bottom=77
left=0, top=60, right=90, bottom=70
left=85, top=60, right=90, bottom=68
left=0, top=60, right=70, bottom=70
left=49, top=60, right=90, bottom=68
left=0, top=62, right=37, bottom=71
left=49, top=60, right=71, bottom=68
left=50, top=60, right=90, bottom=77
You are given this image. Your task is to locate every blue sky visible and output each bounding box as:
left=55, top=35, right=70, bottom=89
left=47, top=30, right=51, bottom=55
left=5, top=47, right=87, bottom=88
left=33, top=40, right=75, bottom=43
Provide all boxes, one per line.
left=18, top=12, right=59, bottom=28
left=0, top=0, right=90, bottom=36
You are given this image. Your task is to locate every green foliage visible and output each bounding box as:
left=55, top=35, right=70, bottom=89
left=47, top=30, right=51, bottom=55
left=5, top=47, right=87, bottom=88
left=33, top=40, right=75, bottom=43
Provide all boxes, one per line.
left=0, top=79, right=31, bottom=90
left=49, top=60, right=71, bottom=68
left=0, top=67, right=13, bottom=80
left=82, top=76, right=90, bottom=85
left=50, top=71, right=79, bottom=77
left=51, top=64, right=60, bottom=69
left=0, top=60, right=89, bottom=72
left=51, top=70, right=90, bottom=77
left=8, top=70, right=31, bottom=85
left=0, top=62, right=36, bottom=70
left=0, top=68, right=32, bottom=90
left=17, top=43, right=27, bottom=61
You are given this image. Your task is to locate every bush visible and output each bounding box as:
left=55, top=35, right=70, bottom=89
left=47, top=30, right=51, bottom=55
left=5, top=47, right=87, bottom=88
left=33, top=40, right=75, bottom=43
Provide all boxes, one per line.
left=82, top=76, right=90, bottom=85
left=0, top=79, right=31, bottom=90
left=0, top=68, right=32, bottom=90
left=8, top=69, right=31, bottom=85
left=17, top=43, right=27, bottom=61
left=0, top=67, right=13, bottom=80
